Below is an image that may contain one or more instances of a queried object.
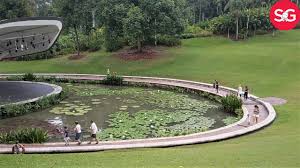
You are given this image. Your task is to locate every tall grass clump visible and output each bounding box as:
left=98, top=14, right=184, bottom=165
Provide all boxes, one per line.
left=0, top=128, right=48, bottom=144
left=102, top=74, right=123, bottom=86
left=221, top=95, right=242, bottom=115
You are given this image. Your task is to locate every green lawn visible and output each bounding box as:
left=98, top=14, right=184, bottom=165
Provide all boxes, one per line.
left=0, top=30, right=299, bottom=168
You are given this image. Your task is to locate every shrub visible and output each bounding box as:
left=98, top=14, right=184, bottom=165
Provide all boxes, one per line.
left=102, top=74, right=123, bottom=86
left=6, top=75, right=23, bottom=81
left=16, top=50, right=57, bottom=61
left=157, top=35, right=181, bottom=46
left=22, top=73, right=36, bottom=81
left=221, top=95, right=242, bottom=114
left=235, top=108, right=244, bottom=118
left=0, top=128, right=48, bottom=144
left=86, top=29, right=104, bottom=52
left=105, top=34, right=124, bottom=52
left=0, top=92, right=67, bottom=118
left=56, top=34, right=76, bottom=55
left=7, top=73, right=36, bottom=81
left=180, top=25, right=213, bottom=39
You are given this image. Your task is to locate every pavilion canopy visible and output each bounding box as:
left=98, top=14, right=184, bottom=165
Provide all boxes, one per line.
left=0, top=17, right=62, bottom=60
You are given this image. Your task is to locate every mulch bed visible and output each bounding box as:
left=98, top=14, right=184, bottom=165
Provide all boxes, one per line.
left=68, top=54, right=87, bottom=60
left=115, top=46, right=165, bottom=61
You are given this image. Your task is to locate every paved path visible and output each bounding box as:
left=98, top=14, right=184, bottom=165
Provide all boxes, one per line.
left=0, top=74, right=276, bottom=154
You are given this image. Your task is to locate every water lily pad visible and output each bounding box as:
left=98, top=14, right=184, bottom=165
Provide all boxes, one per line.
left=50, top=101, right=92, bottom=116
left=92, top=102, right=101, bottom=105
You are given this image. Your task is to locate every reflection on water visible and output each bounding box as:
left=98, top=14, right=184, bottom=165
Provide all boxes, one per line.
left=0, top=81, right=55, bottom=105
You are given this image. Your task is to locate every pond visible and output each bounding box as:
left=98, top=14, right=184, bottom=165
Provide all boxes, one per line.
left=0, top=83, right=239, bottom=141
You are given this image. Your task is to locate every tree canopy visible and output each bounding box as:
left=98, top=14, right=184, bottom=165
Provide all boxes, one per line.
left=1, top=0, right=294, bottom=54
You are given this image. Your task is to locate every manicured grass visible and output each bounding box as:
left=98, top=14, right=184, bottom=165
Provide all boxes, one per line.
left=0, top=30, right=299, bottom=167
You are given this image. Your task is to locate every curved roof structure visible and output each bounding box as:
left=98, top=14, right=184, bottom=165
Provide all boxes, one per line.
left=0, top=17, right=63, bottom=60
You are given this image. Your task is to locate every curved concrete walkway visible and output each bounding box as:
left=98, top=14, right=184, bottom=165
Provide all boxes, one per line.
left=0, top=74, right=276, bottom=154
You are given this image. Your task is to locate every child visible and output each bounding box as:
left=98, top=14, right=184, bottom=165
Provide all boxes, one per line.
left=247, top=113, right=251, bottom=125
left=63, top=126, right=70, bottom=146
left=253, top=105, right=260, bottom=124
left=12, top=141, right=25, bottom=154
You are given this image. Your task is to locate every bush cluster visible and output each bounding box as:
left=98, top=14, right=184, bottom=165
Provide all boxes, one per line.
left=22, top=73, right=37, bottom=81
left=0, top=92, right=67, bottom=118
left=0, top=128, right=48, bottom=144
left=203, top=7, right=273, bottom=38
left=102, top=74, right=124, bottom=86
left=221, top=95, right=242, bottom=115
left=178, top=25, right=213, bottom=39
left=157, top=35, right=181, bottom=47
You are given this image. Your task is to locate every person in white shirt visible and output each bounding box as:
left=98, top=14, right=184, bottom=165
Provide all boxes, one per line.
left=88, top=120, right=99, bottom=144
left=238, top=85, right=243, bottom=98
left=74, top=121, right=82, bottom=145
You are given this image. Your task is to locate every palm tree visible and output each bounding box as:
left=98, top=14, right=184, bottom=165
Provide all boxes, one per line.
left=224, top=0, right=244, bottom=40
left=244, top=0, right=258, bottom=38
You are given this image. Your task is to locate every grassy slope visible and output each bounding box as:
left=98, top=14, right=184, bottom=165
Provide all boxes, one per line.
left=0, top=30, right=299, bottom=168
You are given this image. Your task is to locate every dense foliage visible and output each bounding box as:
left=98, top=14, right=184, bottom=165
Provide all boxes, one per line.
left=204, top=7, right=274, bottom=39
left=220, top=94, right=242, bottom=115
left=22, top=73, right=37, bottom=81
left=0, top=128, right=48, bottom=144
left=102, top=74, right=124, bottom=86
left=0, top=93, right=67, bottom=118
left=1, top=0, right=299, bottom=58
left=102, top=0, right=187, bottom=51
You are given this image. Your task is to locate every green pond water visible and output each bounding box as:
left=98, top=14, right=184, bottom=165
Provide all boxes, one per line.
left=0, top=83, right=239, bottom=141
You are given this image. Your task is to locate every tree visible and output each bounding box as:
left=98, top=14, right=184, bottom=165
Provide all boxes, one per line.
left=102, top=0, right=187, bottom=52
left=101, top=0, right=129, bottom=52
left=35, top=0, right=53, bottom=16
left=0, top=0, right=36, bottom=20
left=224, top=0, right=245, bottom=40
left=53, top=0, right=91, bottom=56
left=123, top=6, right=145, bottom=52
left=140, top=0, right=187, bottom=45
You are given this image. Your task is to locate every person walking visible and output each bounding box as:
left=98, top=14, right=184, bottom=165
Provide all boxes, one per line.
left=74, top=121, right=82, bottom=145
left=215, top=80, right=219, bottom=93
left=253, top=105, right=260, bottom=124
left=238, top=85, right=243, bottom=98
left=88, top=120, right=99, bottom=144
left=244, top=86, right=249, bottom=100
left=63, top=126, right=70, bottom=146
